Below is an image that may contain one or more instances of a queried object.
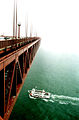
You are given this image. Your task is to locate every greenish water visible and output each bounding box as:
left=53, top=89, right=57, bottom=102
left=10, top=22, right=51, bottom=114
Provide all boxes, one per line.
left=9, top=48, right=79, bottom=120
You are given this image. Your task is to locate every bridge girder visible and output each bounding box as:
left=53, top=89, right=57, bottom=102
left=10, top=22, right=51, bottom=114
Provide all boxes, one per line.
left=0, top=39, right=40, bottom=120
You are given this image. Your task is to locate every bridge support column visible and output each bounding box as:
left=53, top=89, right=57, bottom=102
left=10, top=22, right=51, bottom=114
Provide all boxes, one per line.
left=30, top=47, right=32, bottom=63
left=28, top=48, right=31, bottom=64
left=23, top=53, right=25, bottom=77
left=24, top=52, right=27, bottom=73
left=26, top=51, right=30, bottom=68
left=33, top=44, right=35, bottom=57
left=11, top=63, right=17, bottom=96
left=31, top=46, right=33, bottom=61
left=0, top=68, right=5, bottom=118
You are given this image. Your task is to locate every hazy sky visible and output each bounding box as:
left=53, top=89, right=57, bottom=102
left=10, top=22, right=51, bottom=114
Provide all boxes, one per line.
left=0, top=0, right=79, bottom=54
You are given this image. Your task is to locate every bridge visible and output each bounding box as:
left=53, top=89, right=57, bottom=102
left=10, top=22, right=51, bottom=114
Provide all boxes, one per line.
left=0, top=0, right=41, bottom=119
left=0, top=37, right=41, bottom=120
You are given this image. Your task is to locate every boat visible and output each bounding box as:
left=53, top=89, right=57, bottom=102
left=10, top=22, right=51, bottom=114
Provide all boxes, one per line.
left=28, top=88, right=50, bottom=99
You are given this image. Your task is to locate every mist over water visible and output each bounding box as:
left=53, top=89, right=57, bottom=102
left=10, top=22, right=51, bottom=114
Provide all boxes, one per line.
left=9, top=48, right=79, bottom=120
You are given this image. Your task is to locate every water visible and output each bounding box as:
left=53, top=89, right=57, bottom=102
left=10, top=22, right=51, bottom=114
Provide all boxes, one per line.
left=9, top=48, right=79, bottom=120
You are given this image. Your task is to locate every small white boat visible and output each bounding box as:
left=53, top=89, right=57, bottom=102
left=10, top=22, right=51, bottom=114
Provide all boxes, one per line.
left=28, top=88, right=50, bottom=99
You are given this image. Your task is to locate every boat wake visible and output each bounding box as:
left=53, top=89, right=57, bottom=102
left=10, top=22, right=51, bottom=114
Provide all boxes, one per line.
left=43, top=93, right=79, bottom=106
left=28, top=89, right=79, bottom=106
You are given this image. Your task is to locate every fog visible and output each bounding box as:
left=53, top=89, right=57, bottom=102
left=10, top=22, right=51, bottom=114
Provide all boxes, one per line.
left=0, top=0, right=79, bottom=54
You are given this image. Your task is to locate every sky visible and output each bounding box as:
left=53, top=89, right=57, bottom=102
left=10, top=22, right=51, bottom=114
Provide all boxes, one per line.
left=0, top=0, right=79, bottom=54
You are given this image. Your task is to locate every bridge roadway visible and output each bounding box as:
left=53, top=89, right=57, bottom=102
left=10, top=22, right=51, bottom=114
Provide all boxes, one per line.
left=0, top=37, right=41, bottom=120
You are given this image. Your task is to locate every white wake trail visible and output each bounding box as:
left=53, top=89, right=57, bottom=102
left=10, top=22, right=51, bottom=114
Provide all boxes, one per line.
left=51, top=94, right=79, bottom=101
left=43, top=93, right=79, bottom=105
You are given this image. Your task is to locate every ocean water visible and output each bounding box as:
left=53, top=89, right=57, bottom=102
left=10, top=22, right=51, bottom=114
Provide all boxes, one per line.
left=9, top=48, right=79, bottom=120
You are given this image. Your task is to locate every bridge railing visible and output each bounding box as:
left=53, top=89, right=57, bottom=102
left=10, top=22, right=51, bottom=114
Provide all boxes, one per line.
left=0, top=37, right=40, bottom=49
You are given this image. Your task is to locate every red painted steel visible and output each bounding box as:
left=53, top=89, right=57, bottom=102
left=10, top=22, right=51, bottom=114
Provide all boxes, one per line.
left=0, top=116, right=3, bottom=120
left=0, top=38, right=41, bottom=120
left=0, top=37, right=40, bottom=49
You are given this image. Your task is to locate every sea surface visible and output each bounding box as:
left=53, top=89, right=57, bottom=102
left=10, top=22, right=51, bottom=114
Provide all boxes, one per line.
left=9, top=48, right=79, bottom=120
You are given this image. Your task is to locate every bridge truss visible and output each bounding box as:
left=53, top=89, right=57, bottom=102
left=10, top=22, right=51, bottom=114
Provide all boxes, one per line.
left=0, top=37, right=41, bottom=120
